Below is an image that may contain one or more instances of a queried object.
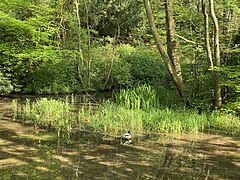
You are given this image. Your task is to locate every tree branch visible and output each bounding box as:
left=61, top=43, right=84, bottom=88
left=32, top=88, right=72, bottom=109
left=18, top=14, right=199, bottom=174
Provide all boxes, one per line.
left=175, top=34, right=198, bottom=45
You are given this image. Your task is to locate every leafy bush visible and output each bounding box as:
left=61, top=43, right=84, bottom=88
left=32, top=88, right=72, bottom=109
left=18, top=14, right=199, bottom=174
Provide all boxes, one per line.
left=0, top=72, right=13, bottom=94
left=118, top=45, right=168, bottom=86
left=24, top=50, right=81, bottom=94
left=88, top=45, right=132, bottom=90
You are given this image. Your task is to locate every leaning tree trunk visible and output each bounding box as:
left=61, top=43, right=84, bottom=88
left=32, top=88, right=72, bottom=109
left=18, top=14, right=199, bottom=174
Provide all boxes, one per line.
left=143, top=0, right=190, bottom=105
left=165, top=0, right=182, bottom=82
left=209, top=0, right=222, bottom=108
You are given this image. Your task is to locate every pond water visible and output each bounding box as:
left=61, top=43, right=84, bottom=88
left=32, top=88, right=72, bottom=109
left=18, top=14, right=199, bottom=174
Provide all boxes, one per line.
left=1, top=95, right=240, bottom=179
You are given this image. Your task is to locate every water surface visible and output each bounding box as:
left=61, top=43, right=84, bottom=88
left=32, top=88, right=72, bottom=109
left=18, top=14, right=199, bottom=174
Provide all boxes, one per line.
left=1, top=96, right=240, bottom=179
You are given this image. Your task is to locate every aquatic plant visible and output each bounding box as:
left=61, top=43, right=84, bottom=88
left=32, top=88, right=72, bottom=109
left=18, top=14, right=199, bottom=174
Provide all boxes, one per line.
left=207, top=111, right=240, bottom=135
left=10, top=99, right=18, bottom=120
left=89, top=102, right=144, bottom=134
left=113, top=84, right=183, bottom=110
left=11, top=89, right=240, bottom=138
left=113, top=84, right=160, bottom=110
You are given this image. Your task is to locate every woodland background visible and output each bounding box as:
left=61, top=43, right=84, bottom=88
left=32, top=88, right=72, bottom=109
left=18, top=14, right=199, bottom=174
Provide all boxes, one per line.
left=0, top=0, right=239, bottom=112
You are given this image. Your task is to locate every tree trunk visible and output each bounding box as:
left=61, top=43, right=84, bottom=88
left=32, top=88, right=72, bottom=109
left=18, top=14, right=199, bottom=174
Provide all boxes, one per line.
left=165, top=0, right=182, bottom=82
left=143, top=0, right=190, bottom=105
left=84, top=0, right=91, bottom=86
left=74, top=0, right=84, bottom=83
left=209, top=0, right=222, bottom=108
left=202, top=0, right=214, bottom=68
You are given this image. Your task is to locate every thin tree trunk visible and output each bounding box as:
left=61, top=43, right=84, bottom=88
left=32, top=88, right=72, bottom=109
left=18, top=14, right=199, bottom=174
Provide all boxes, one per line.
left=104, top=43, right=115, bottom=87
left=209, top=0, right=222, bottom=108
left=57, top=0, right=66, bottom=48
left=143, top=0, right=190, bottom=105
left=165, top=0, right=182, bottom=82
left=74, top=0, right=83, bottom=83
left=84, top=0, right=91, bottom=86
left=202, top=0, right=214, bottom=68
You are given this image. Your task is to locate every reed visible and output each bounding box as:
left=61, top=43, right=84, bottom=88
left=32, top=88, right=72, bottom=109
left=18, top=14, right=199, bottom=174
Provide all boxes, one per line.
left=113, top=84, right=159, bottom=110
left=89, top=102, right=144, bottom=135
left=207, top=111, right=240, bottom=135
left=17, top=98, right=74, bottom=137
left=10, top=99, right=18, bottom=120
left=11, top=90, right=240, bottom=138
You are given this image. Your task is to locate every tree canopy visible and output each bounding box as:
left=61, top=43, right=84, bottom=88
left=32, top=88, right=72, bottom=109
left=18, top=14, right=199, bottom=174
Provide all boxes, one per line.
left=0, top=0, right=239, bottom=111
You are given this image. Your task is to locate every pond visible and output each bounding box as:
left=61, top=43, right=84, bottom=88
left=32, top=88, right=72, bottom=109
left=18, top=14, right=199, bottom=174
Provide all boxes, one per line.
left=1, top=95, right=240, bottom=179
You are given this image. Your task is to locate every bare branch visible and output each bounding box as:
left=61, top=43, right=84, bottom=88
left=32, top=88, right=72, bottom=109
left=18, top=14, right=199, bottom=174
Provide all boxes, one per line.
left=175, top=34, right=198, bottom=45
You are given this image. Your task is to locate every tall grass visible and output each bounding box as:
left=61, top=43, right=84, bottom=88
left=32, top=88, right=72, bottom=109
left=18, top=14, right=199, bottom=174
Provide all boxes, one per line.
left=207, top=111, right=240, bottom=135
left=113, top=84, right=159, bottom=110
left=17, top=98, right=75, bottom=138
left=114, top=84, right=183, bottom=110
left=142, top=109, right=209, bottom=133
left=10, top=99, right=18, bottom=120
left=10, top=85, right=240, bottom=138
left=89, top=102, right=144, bottom=134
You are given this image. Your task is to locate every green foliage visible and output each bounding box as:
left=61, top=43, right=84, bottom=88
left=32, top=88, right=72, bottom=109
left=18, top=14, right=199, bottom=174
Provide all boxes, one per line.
left=24, top=50, right=80, bottom=94
left=13, top=92, right=240, bottom=137
left=85, top=0, right=145, bottom=38
left=21, top=98, right=74, bottom=134
left=0, top=72, right=13, bottom=94
left=88, top=45, right=132, bottom=90
left=221, top=65, right=240, bottom=92
left=114, top=84, right=159, bottom=110
left=119, top=45, right=167, bottom=86
left=0, top=0, right=59, bottom=92
left=1, top=0, right=239, bottom=111
left=220, top=65, right=240, bottom=112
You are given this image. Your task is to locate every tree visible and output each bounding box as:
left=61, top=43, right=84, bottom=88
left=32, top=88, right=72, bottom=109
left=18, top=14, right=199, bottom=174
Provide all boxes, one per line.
left=165, top=0, right=182, bottom=82
left=209, top=0, right=222, bottom=108
left=202, top=0, right=214, bottom=68
left=202, top=0, right=222, bottom=108
left=74, top=0, right=84, bottom=84
left=143, top=0, right=189, bottom=105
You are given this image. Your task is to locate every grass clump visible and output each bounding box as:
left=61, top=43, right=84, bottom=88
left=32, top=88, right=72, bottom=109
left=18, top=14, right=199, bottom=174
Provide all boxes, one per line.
left=89, top=102, right=144, bottom=134
left=207, top=111, right=240, bottom=135
left=142, top=109, right=209, bottom=133
left=113, top=84, right=160, bottom=110
left=19, top=98, right=75, bottom=136
left=11, top=85, right=240, bottom=137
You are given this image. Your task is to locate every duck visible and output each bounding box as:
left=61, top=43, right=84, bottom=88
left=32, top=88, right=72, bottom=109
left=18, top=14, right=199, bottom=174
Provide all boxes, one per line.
left=122, top=130, right=132, bottom=141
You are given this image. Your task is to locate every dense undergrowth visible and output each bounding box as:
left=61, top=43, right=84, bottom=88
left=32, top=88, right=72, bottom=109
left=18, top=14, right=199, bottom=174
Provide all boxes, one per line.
left=11, top=85, right=240, bottom=138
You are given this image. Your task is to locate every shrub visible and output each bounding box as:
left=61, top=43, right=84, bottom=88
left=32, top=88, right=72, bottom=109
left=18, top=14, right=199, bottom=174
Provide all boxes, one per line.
left=118, top=45, right=168, bottom=86
left=0, top=72, right=13, bottom=94
left=24, top=50, right=81, bottom=94
left=89, top=45, right=132, bottom=90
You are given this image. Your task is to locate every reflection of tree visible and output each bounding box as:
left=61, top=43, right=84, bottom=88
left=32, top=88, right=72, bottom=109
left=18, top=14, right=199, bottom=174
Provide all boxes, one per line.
left=155, top=144, right=176, bottom=179
left=163, top=144, right=176, bottom=168
left=1, top=117, right=240, bottom=179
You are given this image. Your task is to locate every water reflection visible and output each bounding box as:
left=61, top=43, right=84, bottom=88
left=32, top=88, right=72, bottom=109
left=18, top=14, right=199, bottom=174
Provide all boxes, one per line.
left=1, top=95, right=240, bottom=179
left=1, top=118, right=240, bottom=179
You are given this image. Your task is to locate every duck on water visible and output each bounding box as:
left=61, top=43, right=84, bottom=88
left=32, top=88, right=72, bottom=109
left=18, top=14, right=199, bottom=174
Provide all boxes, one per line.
left=122, top=130, right=132, bottom=145
left=75, top=128, right=132, bottom=145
